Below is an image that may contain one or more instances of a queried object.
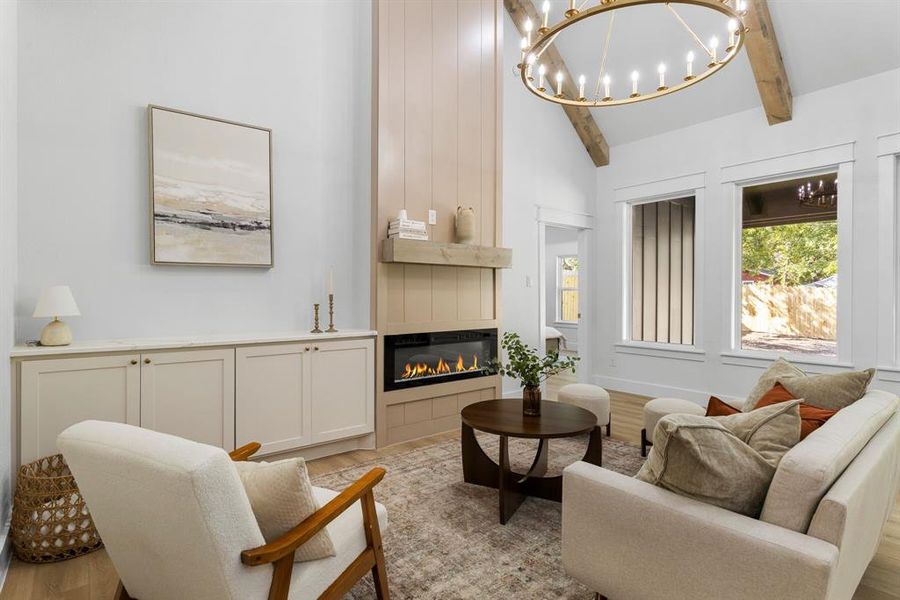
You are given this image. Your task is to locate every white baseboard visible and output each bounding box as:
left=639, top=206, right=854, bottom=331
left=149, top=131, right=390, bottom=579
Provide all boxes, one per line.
left=590, top=374, right=742, bottom=407
left=0, top=517, right=11, bottom=594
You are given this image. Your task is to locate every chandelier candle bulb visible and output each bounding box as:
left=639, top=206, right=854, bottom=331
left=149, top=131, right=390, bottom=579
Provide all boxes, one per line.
left=524, top=18, right=533, bottom=45
left=727, top=18, right=737, bottom=51
left=709, top=36, right=719, bottom=66
left=540, top=0, right=550, bottom=33
left=555, top=71, right=564, bottom=97
left=657, top=63, right=667, bottom=90
left=578, top=74, right=586, bottom=100
left=630, top=70, right=639, bottom=97
left=565, top=0, right=578, bottom=18
left=602, top=74, right=611, bottom=100
left=520, top=37, right=527, bottom=63
left=538, top=64, right=547, bottom=91
left=685, top=51, right=695, bottom=79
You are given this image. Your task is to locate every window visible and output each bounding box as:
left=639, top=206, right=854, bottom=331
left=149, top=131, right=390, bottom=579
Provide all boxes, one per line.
left=630, top=197, right=695, bottom=344
left=740, top=173, right=838, bottom=357
left=557, top=256, right=579, bottom=323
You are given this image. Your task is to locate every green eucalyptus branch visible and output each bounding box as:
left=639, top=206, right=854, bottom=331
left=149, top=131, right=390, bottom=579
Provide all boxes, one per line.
left=484, top=332, right=579, bottom=389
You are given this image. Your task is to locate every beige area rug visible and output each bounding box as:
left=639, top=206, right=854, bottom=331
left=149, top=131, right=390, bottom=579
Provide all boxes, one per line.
left=311, top=433, right=645, bottom=600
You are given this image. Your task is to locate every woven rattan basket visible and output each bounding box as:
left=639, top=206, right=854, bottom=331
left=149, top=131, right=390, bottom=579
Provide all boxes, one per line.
left=11, top=453, right=103, bottom=563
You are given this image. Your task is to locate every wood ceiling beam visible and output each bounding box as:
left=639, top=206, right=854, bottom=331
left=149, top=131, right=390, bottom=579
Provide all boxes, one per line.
left=503, top=0, right=611, bottom=167
left=744, top=0, right=793, bottom=124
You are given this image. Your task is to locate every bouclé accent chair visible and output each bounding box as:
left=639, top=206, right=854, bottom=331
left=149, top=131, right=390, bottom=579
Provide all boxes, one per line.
left=57, top=420, right=390, bottom=600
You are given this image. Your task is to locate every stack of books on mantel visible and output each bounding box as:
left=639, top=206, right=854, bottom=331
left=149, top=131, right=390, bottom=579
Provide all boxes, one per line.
left=388, top=218, right=428, bottom=241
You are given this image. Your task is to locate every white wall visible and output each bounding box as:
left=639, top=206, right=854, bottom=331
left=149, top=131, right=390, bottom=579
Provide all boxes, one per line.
left=0, top=0, right=16, bottom=574
left=544, top=226, right=578, bottom=350
left=501, top=13, right=596, bottom=394
left=592, top=68, right=900, bottom=403
left=16, top=1, right=372, bottom=342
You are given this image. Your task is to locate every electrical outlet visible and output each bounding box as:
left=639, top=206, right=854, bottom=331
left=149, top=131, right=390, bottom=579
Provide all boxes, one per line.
left=428, top=209, right=437, bottom=225
left=525, top=275, right=532, bottom=288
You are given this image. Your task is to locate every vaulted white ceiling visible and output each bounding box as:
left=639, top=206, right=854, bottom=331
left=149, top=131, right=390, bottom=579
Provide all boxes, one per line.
left=543, top=0, right=900, bottom=146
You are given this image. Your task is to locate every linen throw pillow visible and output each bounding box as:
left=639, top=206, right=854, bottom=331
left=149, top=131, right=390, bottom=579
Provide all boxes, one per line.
left=234, top=458, right=336, bottom=562
left=636, top=400, right=802, bottom=517
left=777, top=369, right=875, bottom=411
left=742, top=357, right=804, bottom=411
left=753, top=383, right=838, bottom=439
left=743, top=357, right=874, bottom=412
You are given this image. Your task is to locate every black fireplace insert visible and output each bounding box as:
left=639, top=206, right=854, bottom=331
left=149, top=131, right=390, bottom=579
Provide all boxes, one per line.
left=384, top=329, right=497, bottom=391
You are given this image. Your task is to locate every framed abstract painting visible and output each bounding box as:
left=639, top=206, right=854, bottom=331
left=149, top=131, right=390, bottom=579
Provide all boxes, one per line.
left=148, top=105, right=273, bottom=267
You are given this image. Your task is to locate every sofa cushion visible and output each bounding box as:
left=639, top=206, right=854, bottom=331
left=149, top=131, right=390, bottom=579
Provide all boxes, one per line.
left=760, top=391, right=899, bottom=533
left=753, top=383, right=838, bottom=440
left=705, top=396, right=740, bottom=417
left=636, top=401, right=801, bottom=517
left=235, top=458, right=336, bottom=562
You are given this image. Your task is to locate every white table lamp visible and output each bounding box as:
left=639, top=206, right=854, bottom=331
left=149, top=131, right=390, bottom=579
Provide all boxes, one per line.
left=33, top=286, right=80, bottom=346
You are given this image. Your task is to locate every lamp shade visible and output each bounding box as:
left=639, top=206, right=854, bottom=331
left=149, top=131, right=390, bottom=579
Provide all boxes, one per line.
left=33, top=286, right=81, bottom=318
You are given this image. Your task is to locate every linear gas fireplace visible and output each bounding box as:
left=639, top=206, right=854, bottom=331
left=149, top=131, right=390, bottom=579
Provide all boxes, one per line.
left=384, top=329, right=497, bottom=391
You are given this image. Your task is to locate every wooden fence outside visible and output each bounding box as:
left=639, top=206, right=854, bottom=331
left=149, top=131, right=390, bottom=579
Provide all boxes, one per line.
left=742, top=283, right=836, bottom=339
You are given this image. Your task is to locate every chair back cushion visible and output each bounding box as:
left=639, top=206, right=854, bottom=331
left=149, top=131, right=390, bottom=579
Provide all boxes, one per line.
left=58, top=421, right=270, bottom=600
left=760, top=390, right=898, bottom=533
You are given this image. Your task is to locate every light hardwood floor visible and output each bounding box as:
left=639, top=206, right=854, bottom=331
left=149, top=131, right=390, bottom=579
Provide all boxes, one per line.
left=2, top=385, right=898, bottom=600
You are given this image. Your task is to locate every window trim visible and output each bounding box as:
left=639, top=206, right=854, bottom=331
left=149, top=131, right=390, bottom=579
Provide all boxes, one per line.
left=615, top=172, right=706, bottom=356
left=876, top=132, right=900, bottom=370
left=722, top=142, right=855, bottom=364
left=556, top=255, right=579, bottom=324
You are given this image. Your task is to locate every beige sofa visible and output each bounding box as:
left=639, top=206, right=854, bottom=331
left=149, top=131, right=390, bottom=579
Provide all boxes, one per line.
left=561, top=390, right=900, bottom=600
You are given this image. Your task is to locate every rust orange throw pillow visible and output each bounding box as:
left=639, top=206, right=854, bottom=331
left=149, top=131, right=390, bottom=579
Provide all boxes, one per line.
left=754, top=383, right=838, bottom=440
left=705, top=396, right=741, bottom=417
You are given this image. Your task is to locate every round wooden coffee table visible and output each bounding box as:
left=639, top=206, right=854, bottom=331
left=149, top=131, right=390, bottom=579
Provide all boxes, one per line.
left=460, top=399, right=602, bottom=524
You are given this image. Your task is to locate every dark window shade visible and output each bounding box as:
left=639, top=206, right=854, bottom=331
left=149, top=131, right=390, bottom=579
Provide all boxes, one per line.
left=631, top=198, right=695, bottom=344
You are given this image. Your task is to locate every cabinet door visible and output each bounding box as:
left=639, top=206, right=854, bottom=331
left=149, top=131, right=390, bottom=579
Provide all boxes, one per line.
left=20, top=355, right=140, bottom=464
left=140, top=349, right=235, bottom=450
left=236, top=344, right=310, bottom=456
left=309, top=339, right=374, bottom=444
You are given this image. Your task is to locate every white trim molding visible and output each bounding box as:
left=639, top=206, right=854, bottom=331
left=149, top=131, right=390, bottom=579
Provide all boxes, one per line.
left=877, top=132, right=900, bottom=367
left=615, top=172, right=706, bottom=358
left=536, top=205, right=593, bottom=229
left=614, top=172, right=705, bottom=203
left=722, top=141, right=855, bottom=364
left=720, top=141, right=855, bottom=183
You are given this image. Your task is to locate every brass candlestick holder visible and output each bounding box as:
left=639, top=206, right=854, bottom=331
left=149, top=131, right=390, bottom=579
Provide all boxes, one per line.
left=310, top=304, right=323, bottom=334
left=326, top=294, right=338, bottom=333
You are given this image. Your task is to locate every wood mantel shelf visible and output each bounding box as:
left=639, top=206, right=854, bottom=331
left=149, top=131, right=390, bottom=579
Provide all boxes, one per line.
left=381, top=238, right=512, bottom=269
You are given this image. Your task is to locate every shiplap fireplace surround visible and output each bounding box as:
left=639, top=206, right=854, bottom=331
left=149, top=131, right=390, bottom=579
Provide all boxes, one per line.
left=372, top=0, right=505, bottom=447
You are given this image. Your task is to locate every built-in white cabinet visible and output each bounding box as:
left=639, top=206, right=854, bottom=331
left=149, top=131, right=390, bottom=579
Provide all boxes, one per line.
left=236, top=338, right=375, bottom=456
left=140, top=349, right=235, bottom=450
left=236, top=344, right=310, bottom=456
left=13, top=332, right=376, bottom=465
left=20, top=355, right=141, bottom=464
left=309, top=339, right=375, bottom=444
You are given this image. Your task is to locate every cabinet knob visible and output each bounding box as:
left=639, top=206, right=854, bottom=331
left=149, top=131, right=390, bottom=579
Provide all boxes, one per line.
left=130, top=359, right=138, bottom=365
left=313, top=346, right=319, bottom=351
left=144, top=358, right=151, bottom=364
left=305, top=346, right=310, bottom=352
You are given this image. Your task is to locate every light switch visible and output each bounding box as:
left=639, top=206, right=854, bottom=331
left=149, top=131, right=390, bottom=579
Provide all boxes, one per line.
left=428, top=209, right=437, bottom=225
left=525, top=275, right=532, bottom=287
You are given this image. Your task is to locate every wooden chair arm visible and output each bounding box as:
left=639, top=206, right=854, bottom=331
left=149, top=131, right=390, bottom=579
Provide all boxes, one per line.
left=229, top=442, right=262, bottom=462
left=241, top=467, right=386, bottom=566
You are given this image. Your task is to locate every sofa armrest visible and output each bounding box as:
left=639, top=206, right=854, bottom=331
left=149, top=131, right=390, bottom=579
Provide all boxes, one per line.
left=562, top=462, right=839, bottom=600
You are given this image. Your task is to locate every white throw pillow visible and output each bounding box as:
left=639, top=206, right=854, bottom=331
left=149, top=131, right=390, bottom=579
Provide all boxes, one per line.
left=234, top=458, right=336, bottom=562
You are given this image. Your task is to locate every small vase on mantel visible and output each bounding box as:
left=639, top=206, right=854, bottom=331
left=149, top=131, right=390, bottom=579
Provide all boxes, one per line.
left=523, top=385, right=541, bottom=417
left=455, top=206, right=476, bottom=245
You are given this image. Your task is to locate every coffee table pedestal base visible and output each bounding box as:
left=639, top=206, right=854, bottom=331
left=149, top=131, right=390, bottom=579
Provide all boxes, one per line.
left=461, top=424, right=603, bottom=524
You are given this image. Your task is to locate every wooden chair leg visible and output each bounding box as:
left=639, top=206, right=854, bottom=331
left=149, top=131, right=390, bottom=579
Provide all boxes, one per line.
left=114, top=582, right=134, bottom=600
left=606, top=414, right=612, bottom=437
left=640, top=428, right=648, bottom=457
left=267, top=555, right=295, bottom=600
left=362, top=490, right=390, bottom=600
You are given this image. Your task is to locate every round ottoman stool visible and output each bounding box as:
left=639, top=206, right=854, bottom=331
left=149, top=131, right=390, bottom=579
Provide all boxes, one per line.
left=641, top=397, right=705, bottom=456
left=558, top=384, right=611, bottom=436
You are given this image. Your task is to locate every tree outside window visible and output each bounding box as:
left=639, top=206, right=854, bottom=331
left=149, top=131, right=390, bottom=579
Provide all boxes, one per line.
left=557, top=256, right=579, bottom=323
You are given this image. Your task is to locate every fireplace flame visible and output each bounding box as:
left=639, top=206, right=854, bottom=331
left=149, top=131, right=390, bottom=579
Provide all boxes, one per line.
left=401, top=354, right=481, bottom=380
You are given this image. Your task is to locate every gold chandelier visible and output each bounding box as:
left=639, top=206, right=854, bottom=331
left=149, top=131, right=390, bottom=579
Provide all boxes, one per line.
left=518, top=0, right=749, bottom=107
